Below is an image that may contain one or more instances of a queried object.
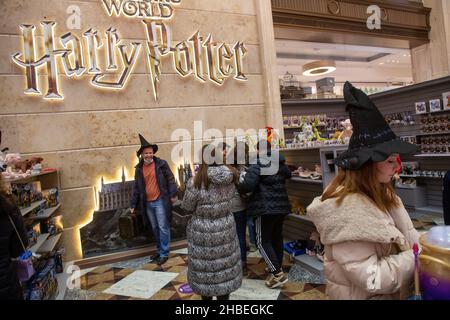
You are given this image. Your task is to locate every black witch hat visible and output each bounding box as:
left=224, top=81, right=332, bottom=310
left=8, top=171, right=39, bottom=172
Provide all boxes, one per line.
left=136, top=134, right=158, bottom=157
left=335, top=81, right=418, bottom=170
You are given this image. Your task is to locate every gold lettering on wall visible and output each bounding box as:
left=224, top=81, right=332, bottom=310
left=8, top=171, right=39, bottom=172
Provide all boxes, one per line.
left=11, top=2, right=248, bottom=101
left=60, top=32, right=86, bottom=77
left=101, top=0, right=180, bottom=19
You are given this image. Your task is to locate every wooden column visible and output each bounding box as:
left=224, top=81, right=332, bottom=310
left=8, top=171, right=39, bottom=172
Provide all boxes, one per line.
left=412, top=0, right=450, bottom=83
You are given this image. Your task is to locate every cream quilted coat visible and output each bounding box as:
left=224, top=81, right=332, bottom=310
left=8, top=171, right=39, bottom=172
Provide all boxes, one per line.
left=307, top=193, right=420, bottom=300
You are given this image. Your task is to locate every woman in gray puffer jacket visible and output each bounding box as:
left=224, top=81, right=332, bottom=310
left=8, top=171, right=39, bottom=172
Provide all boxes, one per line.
left=181, top=146, right=242, bottom=300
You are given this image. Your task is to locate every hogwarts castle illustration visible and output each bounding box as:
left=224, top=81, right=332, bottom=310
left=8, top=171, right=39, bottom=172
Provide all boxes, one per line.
left=80, top=165, right=193, bottom=258
left=96, top=168, right=134, bottom=212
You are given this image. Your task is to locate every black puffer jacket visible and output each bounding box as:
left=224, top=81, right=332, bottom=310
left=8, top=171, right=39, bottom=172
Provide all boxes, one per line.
left=238, top=152, right=291, bottom=217
left=0, top=194, right=28, bottom=300
left=444, top=170, right=450, bottom=225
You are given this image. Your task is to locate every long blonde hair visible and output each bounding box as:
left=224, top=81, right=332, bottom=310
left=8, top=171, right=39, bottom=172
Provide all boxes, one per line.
left=321, top=161, right=400, bottom=213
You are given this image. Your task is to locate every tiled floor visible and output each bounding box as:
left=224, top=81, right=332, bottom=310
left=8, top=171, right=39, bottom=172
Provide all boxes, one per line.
left=61, top=211, right=443, bottom=300
left=64, top=250, right=328, bottom=300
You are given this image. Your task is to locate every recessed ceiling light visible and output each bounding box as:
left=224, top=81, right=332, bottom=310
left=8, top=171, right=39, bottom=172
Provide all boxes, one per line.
left=302, top=60, right=336, bottom=76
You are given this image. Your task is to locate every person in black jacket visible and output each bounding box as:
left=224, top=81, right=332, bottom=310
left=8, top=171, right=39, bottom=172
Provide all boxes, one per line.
left=0, top=176, right=29, bottom=300
left=444, top=170, right=450, bottom=225
left=238, top=140, right=291, bottom=289
left=130, top=134, right=178, bottom=265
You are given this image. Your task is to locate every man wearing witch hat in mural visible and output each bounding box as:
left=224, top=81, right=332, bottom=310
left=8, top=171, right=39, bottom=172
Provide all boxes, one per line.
left=131, top=134, right=178, bottom=265
left=307, top=82, right=420, bottom=299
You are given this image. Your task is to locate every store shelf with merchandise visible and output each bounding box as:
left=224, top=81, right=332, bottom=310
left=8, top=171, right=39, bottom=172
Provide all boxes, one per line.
left=412, top=108, right=450, bottom=117
left=415, top=153, right=450, bottom=157
left=3, top=169, right=57, bottom=184
left=415, top=131, right=450, bottom=137
left=281, top=145, right=348, bottom=270
left=4, top=169, right=64, bottom=300
left=283, top=145, right=348, bottom=192
left=281, top=96, right=350, bottom=269
left=281, top=76, right=450, bottom=231
left=399, top=174, right=444, bottom=179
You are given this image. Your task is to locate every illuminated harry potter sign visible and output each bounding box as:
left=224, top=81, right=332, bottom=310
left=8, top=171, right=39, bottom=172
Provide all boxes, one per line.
left=11, top=0, right=248, bottom=101
left=102, top=0, right=181, bottom=19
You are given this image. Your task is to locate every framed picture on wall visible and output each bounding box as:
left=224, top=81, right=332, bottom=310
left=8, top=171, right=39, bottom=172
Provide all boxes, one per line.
left=415, top=101, right=427, bottom=114
left=429, top=99, right=442, bottom=112
left=443, top=92, right=450, bottom=110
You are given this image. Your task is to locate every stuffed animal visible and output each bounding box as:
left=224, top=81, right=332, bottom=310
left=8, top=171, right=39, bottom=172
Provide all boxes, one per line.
left=338, top=119, right=353, bottom=142
left=4, top=153, right=22, bottom=167
left=4, top=154, right=44, bottom=173
left=15, top=156, right=44, bottom=173
left=294, top=121, right=315, bottom=146
left=28, top=156, right=44, bottom=169
left=330, top=131, right=341, bottom=140
left=312, top=119, right=326, bottom=142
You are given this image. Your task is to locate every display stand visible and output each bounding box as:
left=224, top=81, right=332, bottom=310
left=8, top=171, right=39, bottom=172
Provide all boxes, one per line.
left=4, top=169, right=63, bottom=300
left=282, top=76, right=450, bottom=221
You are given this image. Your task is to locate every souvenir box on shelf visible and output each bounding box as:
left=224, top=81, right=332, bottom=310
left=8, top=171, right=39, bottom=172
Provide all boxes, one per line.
left=415, top=101, right=427, bottom=114
left=442, top=92, right=450, bottom=110
left=23, top=258, right=58, bottom=300
left=429, top=99, right=442, bottom=113
left=41, top=188, right=59, bottom=208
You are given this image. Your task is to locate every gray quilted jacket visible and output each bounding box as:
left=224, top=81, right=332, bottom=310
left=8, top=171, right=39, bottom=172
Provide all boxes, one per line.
left=181, top=165, right=242, bottom=297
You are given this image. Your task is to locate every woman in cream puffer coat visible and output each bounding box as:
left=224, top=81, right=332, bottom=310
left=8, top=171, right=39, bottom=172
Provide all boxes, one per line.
left=307, top=81, right=421, bottom=300
left=307, top=192, right=420, bottom=300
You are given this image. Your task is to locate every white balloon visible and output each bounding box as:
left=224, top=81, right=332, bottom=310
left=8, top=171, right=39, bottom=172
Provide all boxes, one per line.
left=426, top=226, right=450, bottom=249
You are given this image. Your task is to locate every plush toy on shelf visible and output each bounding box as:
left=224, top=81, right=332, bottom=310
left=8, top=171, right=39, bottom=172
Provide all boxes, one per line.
left=4, top=153, right=22, bottom=168
left=312, top=119, right=326, bottom=142
left=15, top=156, right=44, bottom=173
left=1, top=153, right=45, bottom=180
left=294, top=120, right=315, bottom=146
left=338, top=119, right=353, bottom=143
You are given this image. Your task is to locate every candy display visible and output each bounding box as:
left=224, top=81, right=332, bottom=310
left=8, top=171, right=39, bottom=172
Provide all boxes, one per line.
left=419, top=114, right=450, bottom=133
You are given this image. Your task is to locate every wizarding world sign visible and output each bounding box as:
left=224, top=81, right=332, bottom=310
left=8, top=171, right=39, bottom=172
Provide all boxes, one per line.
left=11, top=0, right=248, bottom=101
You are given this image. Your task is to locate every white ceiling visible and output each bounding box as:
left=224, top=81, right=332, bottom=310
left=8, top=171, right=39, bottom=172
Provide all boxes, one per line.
left=276, top=39, right=413, bottom=85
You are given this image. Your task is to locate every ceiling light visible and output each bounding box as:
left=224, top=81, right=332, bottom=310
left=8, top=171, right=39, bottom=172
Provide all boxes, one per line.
left=302, top=60, right=336, bottom=76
